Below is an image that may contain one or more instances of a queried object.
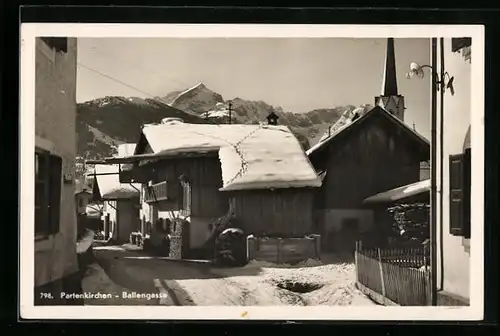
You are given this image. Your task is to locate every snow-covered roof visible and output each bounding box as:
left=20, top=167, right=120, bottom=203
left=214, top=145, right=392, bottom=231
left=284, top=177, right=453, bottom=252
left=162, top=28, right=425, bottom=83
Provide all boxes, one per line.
left=307, top=106, right=430, bottom=157
left=140, top=123, right=321, bottom=191
left=85, top=204, right=102, bottom=218
left=94, top=164, right=140, bottom=199
left=363, top=179, right=430, bottom=204
left=74, top=179, right=92, bottom=195
left=117, top=143, right=136, bottom=157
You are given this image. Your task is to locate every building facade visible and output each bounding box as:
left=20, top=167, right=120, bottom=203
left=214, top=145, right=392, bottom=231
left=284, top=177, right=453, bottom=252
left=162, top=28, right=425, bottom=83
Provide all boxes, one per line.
left=92, top=163, right=141, bottom=243
left=435, top=38, right=472, bottom=305
left=307, top=38, right=430, bottom=253
left=34, top=37, right=80, bottom=304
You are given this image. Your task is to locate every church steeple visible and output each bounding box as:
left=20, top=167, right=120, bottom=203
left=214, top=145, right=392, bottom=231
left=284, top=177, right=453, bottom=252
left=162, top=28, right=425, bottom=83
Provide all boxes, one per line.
left=375, top=38, right=406, bottom=121
left=382, top=37, right=398, bottom=96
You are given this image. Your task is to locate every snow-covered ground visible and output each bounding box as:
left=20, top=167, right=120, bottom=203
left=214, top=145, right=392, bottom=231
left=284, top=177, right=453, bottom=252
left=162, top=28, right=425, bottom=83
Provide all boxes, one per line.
left=168, top=259, right=377, bottom=306
left=82, top=263, right=158, bottom=305
left=88, top=245, right=377, bottom=306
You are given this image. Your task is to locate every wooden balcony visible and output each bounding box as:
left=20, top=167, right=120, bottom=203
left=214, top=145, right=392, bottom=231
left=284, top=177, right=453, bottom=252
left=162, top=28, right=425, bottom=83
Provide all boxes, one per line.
left=144, top=181, right=168, bottom=203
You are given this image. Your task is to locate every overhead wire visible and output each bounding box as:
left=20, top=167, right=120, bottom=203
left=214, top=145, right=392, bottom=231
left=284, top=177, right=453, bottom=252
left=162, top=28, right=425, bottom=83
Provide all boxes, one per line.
left=77, top=62, right=224, bottom=125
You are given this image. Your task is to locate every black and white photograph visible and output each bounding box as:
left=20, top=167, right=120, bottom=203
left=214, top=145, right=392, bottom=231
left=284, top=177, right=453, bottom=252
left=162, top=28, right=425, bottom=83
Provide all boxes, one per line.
left=20, top=24, right=484, bottom=320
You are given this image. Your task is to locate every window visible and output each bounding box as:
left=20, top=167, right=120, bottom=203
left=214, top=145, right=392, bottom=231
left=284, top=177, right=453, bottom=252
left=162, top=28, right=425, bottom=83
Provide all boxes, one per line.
left=35, top=150, right=62, bottom=236
left=451, top=38, right=472, bottom=53
left=78, top=197, right=84, bottom=208
left=451, top=38, right=472, bottom=63
left=41, top=37, right=68, bottom=53
left=449, top=149, right=471, bottom=238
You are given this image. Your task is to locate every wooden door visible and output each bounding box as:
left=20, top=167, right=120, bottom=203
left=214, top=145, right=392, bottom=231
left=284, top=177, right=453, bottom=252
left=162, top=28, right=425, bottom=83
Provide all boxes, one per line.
left=340, top=218, right=360, bottom=253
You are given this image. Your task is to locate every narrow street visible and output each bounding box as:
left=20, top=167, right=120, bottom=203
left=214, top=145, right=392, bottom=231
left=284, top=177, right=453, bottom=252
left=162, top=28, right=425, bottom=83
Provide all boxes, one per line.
left=82, top=244, right=377, bottom=306
left=84, top=245, right=212, bottom=305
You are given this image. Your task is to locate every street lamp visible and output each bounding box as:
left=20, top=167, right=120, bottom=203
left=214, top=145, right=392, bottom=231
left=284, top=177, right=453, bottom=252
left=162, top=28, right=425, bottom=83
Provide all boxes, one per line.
left=406, top=62, right=455, bottom=96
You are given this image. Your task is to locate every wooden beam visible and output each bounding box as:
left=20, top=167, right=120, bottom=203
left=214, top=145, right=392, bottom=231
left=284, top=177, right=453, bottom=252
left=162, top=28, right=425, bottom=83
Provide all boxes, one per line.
left=97, top=148, right=220, bottom=164
left=85, top=160, right=107, bottom=164
left=86, top=172, right=119, bottom=176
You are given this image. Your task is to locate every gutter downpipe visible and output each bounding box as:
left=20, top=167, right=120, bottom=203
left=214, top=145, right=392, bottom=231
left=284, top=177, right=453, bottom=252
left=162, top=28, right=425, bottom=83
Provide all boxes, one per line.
left=430, top=38, right=438, bottom=306
left=439, top=38, right=445, bottom=291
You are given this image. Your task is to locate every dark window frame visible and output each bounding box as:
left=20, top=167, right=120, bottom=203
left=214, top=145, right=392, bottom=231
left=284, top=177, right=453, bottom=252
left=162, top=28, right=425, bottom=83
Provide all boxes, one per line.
left=35, top=149, right=62, bottom=237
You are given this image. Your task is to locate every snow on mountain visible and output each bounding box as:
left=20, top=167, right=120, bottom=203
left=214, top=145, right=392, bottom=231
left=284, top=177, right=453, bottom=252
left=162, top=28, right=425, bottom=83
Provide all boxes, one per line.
left=76, top=82, right=371, bottom=166
left=318, top=105, right=373, bottom=143
left=163, top=82, right=225, bottom=114
left=87, top=124, right=125, bottom=149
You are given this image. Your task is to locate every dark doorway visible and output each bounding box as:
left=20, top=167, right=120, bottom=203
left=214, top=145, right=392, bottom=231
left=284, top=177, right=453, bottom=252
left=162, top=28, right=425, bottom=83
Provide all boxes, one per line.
left=340, top=217, right=360, bottom=253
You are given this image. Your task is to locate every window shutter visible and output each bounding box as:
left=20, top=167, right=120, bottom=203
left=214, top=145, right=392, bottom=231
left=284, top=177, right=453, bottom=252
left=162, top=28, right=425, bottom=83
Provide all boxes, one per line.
left=49, top=155, right=62, bottom=234
left=449, top=153, right=464, bottom=236
left=463, top=149, right=471, bottom=238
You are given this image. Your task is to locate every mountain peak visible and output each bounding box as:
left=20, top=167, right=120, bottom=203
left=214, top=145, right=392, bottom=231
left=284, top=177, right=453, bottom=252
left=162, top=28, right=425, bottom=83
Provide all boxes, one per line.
left=165, top=82, right=224, bottom=114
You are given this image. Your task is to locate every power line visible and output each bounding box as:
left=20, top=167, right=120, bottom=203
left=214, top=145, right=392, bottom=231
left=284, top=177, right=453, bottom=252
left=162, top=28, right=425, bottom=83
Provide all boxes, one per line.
left=88, top=46, right=192, bottom=89
left=77, top=62, right=222, bottom=125
left=77, top=62, right=167, bottom=103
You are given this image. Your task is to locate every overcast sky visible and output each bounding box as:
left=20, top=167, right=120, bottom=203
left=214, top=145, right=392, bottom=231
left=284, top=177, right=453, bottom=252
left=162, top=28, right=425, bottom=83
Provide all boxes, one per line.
left=77, top=37, right=431, bottom=138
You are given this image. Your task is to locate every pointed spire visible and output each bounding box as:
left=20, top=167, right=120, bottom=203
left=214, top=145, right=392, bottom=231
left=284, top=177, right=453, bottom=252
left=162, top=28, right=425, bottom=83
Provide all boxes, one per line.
left=381, top=38, right=398, bottom=96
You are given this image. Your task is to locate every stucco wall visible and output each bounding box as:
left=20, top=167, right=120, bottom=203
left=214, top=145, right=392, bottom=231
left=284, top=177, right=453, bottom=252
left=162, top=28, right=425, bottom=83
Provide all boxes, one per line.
left=34, top=38, right=79, bottom=287
left=75, top=193, right=92, bottom=214
left=436, top=38, right=471, bottom=300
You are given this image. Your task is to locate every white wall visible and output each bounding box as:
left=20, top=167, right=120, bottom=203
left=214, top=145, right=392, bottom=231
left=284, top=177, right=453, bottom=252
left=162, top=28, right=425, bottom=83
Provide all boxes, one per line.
left=436, top=38, right=471, bottom=300
left=34, top=38, right=79, bottom=287
left=103, top=200, right=117, bottom=240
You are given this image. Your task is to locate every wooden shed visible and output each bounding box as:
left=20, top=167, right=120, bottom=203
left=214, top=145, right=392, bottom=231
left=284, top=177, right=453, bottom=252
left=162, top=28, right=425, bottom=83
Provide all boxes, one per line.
left=307, top=106, right=430, bottom=252
left=103, top=121, right=321, bottom=256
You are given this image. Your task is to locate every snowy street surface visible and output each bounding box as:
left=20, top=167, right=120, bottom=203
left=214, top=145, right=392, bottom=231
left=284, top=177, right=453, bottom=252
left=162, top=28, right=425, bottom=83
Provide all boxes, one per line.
left=84, top=245, right=377, bottom=306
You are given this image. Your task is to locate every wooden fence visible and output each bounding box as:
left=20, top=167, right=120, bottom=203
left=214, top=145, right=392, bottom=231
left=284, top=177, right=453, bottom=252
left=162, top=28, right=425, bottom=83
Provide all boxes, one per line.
left=359, top=244, right=428, bottom=268
left=247, top=235, right=321, bottom=264
left=355, top=242, right=431, bottom=306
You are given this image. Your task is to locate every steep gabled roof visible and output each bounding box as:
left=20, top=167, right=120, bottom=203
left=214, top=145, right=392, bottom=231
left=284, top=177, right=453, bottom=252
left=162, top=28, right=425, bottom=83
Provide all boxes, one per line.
left=117, top=143, right=136, bottom=158
left=93, top=164, right=140, bottom=200
left=117, top=122, right=322, bottom=191
left=307, top=106, right=430, bottom=159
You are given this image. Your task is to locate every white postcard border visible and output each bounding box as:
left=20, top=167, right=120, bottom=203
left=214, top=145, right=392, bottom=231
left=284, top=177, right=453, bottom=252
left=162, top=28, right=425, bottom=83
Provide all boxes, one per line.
left=20, top=23, right=485, bottom=321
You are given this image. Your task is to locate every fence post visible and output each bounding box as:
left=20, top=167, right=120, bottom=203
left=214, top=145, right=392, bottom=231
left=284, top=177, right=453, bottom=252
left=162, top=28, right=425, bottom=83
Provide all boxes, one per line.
left=354, top=241, right=359, bottom=282
left=378, top=248, right=386, bottom=297
left=246, top=236, right=255, bottom=262
left=277, top=238, right=283, bottom=264
left=312, top=234, right=321, bottom=260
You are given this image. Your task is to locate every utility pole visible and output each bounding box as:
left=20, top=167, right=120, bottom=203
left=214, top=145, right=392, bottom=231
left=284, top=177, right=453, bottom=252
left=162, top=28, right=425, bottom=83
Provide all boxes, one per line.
left=438, top=37, right=445, bottom=292
left=228, top=101, right=233, bottom=124
left=430, top=37, right=438, bottom=306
